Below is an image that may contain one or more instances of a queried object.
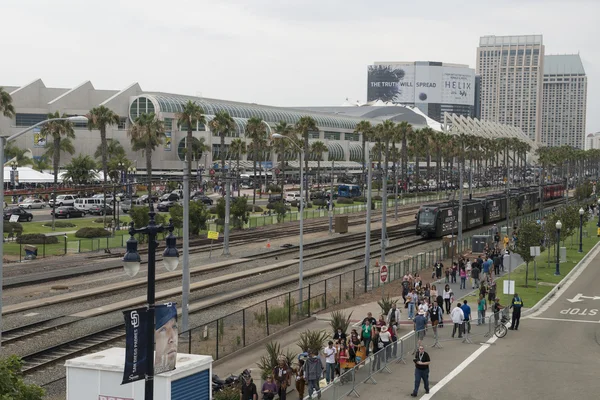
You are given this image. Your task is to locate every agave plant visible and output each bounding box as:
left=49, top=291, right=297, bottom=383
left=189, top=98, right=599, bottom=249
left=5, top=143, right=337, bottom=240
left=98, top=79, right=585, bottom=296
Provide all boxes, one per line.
left=296, top=330, right=330, bottom=355
left=329, top=310, right=353, bottom=335
left=256, top=341, right=295, bottom=380
left=377, top=296, right=397, bottom=317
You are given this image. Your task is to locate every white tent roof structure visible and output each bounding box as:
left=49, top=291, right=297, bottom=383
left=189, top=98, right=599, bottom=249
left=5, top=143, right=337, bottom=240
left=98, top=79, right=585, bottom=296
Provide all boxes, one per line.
left=3, top=167, right=54, bottom=183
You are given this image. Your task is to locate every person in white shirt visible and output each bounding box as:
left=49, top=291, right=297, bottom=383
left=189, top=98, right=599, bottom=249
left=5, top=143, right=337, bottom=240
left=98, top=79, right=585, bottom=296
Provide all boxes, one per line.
left=465, top=259, right=472, bottom=288
left=418, top=299, right=429, bottom=321
left=323, top=341, right=337, bottom=384
left=450, top=303, right=465, bottom=339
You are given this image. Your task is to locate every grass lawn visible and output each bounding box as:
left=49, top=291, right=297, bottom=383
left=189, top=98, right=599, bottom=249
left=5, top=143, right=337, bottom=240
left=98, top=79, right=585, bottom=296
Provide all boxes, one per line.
left=494, top=222, right=599, bottom=308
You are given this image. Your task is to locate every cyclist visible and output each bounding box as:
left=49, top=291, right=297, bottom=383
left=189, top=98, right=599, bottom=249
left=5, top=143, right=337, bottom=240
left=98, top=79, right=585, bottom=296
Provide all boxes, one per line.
left=493, top=298, right=504, bottom=326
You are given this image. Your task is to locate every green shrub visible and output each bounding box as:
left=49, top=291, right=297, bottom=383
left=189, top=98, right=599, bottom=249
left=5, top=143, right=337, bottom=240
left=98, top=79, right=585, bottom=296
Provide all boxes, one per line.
left=313, top=199, right=326, bottom=206
left=329, top=310, right=354, bottom=335
left=377, top=296, right=397, bottom=316
left=213, top=387, right=240, bottom=400
left=267, top=184, right=282, bottom=193
left=46, top=221, right=76, bottom=228
left=246, top=204, right=263, bottom=213
left=272, top=201, right=287, bottom=222
left=296, top=330, right=330, bottom=354
left=306, top=202, right=313, bottom=208
left=337, top=197, right=353, bottom=205
left=74, top=227, right=111, bottom=238
left=208, top=206, right=218, bottom=214
left=4, top=222, right=23, bottom=234
left=256, top=342, right=295, bottom=380
left=17, top=234, right=58, bottom=244
left=352, top=196, right=367, bottom=203
left=374, top=195, right=382, bottom=201
left=266, top=202, right=275, bottom=210
left=94, top=217, right=122, bottom=224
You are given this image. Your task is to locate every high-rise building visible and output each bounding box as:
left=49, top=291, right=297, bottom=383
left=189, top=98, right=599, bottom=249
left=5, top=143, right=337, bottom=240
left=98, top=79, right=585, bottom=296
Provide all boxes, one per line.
left=477, top=35, right=545, bottom=142
left=367, top=61, right=477, bottom=122
left=541, top=54, right=587, bottom=148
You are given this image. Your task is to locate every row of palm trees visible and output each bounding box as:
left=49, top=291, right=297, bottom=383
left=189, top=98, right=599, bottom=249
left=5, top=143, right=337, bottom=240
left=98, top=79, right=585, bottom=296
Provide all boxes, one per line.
left=3, top=87, right=600, bottom=202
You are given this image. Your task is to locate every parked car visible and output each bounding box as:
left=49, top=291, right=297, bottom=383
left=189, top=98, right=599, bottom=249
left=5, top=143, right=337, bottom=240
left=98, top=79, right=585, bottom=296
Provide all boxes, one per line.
left=268, top=195, right=284, bottom=203
left=157, top=201, right=177, bottom=212
left=139, top=194, right=159, bottom=203
left=74, top=197, right=104, bottom=212
left=120, top=198, right=144, bottom=213
left=193, top=194, right=213, bottom=205
left=88, top=205, right=113, bottom=216
left=3, top=207, right=33, bottom=222
left=160, top=193, right=180, bottom=202
left=49, top=194, right=77, bottom=207
left=51, top=206, right=85, bottom=218
left=19, top=198, right=46, bottom=209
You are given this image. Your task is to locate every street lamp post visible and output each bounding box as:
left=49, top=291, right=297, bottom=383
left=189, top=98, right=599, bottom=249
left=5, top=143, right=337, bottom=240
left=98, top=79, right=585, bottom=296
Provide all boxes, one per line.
left=0, top=115, right=87, bottom=347
left=597, top=199, right=600, bottom=237
left=122, top=206, right=179, bottom=400
left=10, top=161, right=18, bottom=192
left=271, top=133, right=304, bottom=309
left=579, top=207, right=584, bottom=253
left=555, top=220, right=562, bottom=276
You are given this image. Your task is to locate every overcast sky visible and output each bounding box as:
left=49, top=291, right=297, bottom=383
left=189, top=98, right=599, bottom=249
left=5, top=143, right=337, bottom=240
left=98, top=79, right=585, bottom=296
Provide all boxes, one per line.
left=2, top=0, right=598, bottom=133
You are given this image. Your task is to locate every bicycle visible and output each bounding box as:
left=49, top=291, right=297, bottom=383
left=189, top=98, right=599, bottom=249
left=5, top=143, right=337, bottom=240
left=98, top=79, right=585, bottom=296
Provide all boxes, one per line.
left=494, top=310, right=510, bottom=338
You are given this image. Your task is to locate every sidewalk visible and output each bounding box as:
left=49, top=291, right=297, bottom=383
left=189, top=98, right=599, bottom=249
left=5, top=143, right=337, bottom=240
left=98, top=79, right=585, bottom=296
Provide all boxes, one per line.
left=212, top=252, right=524, bottom=397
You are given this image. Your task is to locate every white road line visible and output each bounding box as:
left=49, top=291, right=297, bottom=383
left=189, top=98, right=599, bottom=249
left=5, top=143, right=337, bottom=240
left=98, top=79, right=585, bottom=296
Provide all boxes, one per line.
left=528, top=316, right=600, bottom=324
left=419, top=331, right=499, bottom=399
left=527, top=240, right=600, bottom=318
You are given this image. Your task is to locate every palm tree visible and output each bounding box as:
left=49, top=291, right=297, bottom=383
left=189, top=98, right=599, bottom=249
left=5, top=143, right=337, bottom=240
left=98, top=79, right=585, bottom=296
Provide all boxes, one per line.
left=63, top=155, right=98, bottom=184
left=87, top=106, right=120, bottom=196
left=4, top=143, right=32, bottom=166
left=274, top=121, right=293, bottom=200
left=128, top=113, right=166, bottom=195
left=41, top=111, right=76, bottom=186
left=31, top=155, right=51, bottom=172
left=229, top=138, right=247, bottom=197
left=310, top=141, right=328, bottom=189
left=295, top=116, right=318, bottom=202
left=396, top=121, right=412, bottom=187
left=94, top=139, right=126, bottom=160
left=420, top=127, right=436, bottom=182
left=176, top=100, right=206, bottom=193
left=245, top=117, right=268, bottom=203
left=0, top=87, right=15, bottom=118
left=355, top=120, right=372, bottom=195
left=208, top=111, right=236, bottom=179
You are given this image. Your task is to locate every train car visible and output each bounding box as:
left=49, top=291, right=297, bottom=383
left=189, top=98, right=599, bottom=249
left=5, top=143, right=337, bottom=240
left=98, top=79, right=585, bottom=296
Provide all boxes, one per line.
left=416, top=203, right=457, bottom=238
left=463, top=200, right=484, bottom=230
left=338, top=184, right=361, bottom=198
left=475, top=195, right=507, bottom=224
left=543, top=184, right=565, bottom=201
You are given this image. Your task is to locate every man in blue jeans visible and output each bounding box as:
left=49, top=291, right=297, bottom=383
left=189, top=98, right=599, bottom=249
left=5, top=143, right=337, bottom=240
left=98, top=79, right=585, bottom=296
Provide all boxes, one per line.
left=323, top=341, right=337, bottom=384
left=461, top=299, right=472, bottom=334
left=411, top=345, right=431, bottom=397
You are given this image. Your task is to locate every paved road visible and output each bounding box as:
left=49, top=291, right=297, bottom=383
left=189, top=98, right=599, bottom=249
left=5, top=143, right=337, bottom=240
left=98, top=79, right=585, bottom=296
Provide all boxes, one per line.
left=426, top=243, right=600, bottom=400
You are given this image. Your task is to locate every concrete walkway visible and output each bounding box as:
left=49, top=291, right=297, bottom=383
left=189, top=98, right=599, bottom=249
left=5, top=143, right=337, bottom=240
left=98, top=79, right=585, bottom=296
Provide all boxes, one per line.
left=212, top=252, right=525, bottom=398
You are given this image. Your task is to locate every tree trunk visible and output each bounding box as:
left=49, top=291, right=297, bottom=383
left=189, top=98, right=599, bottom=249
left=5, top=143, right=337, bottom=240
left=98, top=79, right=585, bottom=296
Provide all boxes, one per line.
left=146, top=141, right=153, bottom=198
left=237, top=157, right=241, bottom=197
left=252, top=157, right=257, bottom=204
left=317, top=159, right=321, bottom=192
left=220, top=133, right=226, bottom=181
left=362, top=135, right=366, bottom=195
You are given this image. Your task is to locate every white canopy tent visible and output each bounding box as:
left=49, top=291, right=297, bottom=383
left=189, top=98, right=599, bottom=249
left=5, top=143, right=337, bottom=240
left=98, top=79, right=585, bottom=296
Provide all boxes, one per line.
left=3, top=167, right=54, bottom=183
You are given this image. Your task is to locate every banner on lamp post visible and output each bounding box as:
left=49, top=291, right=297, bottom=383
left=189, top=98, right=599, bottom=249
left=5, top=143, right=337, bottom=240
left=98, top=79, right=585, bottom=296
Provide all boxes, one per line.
left=122, top=307, right=149, bottom=384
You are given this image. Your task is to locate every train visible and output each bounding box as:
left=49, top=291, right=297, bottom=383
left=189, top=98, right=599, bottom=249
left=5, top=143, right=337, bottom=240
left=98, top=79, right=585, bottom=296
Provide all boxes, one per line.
left=415, top=184, right=565, bottom=239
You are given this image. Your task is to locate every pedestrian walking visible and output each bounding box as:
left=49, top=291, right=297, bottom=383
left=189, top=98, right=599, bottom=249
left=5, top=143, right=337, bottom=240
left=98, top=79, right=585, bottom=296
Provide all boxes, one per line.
left=240, top=373, right=258, bottom=400
left=361, top=319, right=374, bottom=356
left=410, top=345, right=431, bottom=397
left=509, top=293, right=524, bottom=330
left=273, top=358, right=291, bottom=400
left=451, top=262, right=458, bottom=283
left=443, top=285, right=452, bottom=314
left=477, top=294, right=487, bottom=325
left=465, top=259, right=472, bottom=287
left=294, top=358, right=306, bottom=399
left=261, top=375, right=277, bottom=400
left=323, top=341, right=336, bottom=384
left=459, top=265, right=467, bottom=289
left=493, top=298, right=504, bottom=326
left=471, top=264, right=481, bottom=289
left=304, top=350, right=323, bottom=399
left=460, top=300, right=471, bottom=335
left=386, top=304, right=401, bottom=326
left=434, top=260, right=443, bottom=280
left=451, top=303, right=464, bottom=338
left=413, top=311, right=427, bottom=348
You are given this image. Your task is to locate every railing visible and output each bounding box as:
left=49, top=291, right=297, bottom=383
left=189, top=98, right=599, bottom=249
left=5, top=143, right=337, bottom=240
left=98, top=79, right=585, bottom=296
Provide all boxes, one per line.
left=178, top=208, right=551, bottom=361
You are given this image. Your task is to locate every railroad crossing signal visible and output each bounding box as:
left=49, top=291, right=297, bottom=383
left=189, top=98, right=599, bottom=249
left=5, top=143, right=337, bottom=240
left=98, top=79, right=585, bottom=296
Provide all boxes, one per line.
left=380, top=264, right=388, bottom=284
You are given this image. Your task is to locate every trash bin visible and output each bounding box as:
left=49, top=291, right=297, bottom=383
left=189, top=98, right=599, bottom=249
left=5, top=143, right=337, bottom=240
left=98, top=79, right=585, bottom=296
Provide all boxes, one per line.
left=472, top=235, right=492, bottom=253
left=334, top=216, right=348, bottom=233
left=24, top=244, right=38, bottom=260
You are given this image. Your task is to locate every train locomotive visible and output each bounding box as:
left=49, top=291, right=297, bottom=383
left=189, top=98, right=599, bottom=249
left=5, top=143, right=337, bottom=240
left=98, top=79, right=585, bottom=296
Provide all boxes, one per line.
left=415, top=184, right=564, bottom=239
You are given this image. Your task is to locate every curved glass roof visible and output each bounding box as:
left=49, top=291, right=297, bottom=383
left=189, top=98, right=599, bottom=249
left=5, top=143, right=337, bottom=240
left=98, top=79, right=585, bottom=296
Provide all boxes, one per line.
left=138, top=94, right=363, bottom=130
left=327, top=142, right=345, bottom=161
left=349, top=143, right=363, bottom=162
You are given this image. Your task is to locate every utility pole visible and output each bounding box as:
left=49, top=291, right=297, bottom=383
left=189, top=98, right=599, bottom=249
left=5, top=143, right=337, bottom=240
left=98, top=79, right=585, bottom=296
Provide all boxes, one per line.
left=182, top=147, right=190, bottom=332
left=458, top=144, right=464, bottom=245
left=223, top=172, right=231, bottom=256
left=329, top=160, right=334, bottom=234
left=381, top=157, right=388, bottom=265
left=364, top=146, right=372, bottom=293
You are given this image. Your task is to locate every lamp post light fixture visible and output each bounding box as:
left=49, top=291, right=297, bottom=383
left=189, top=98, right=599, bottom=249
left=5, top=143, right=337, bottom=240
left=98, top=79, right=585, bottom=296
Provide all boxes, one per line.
left=597, top=199, right=600, bottom=236
left=579, top=207, right=584, bottom=253
left=10, top=160, right=18, bottom=191
left=122, top=205, right=179, bottom=400
left=555, top=219, right=562, bottom=276
left=271, top=133, right=305, bottom=311
left=0, top=115, right=88, bottom=347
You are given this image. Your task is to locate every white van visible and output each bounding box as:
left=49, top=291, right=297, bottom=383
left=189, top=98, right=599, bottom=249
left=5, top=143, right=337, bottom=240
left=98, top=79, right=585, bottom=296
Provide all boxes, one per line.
left=285, top=192, right=301, bottom=203
left=74, top=198, right=103, bottom=211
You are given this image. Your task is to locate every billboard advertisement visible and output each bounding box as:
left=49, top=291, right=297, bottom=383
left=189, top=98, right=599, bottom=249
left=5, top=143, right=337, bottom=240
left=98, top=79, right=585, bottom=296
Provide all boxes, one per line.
left=367, top=63, right=475, bottom=106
